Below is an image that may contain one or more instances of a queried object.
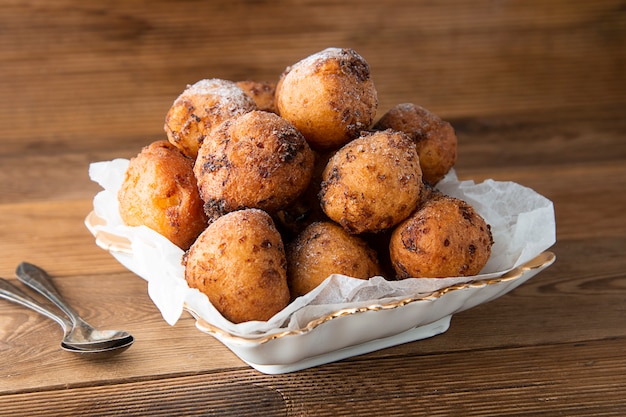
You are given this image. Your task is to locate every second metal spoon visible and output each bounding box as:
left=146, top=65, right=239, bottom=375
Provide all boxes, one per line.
left=0, top=277, right=132, bottom=356
left=14, top=262, right=134, bottom=351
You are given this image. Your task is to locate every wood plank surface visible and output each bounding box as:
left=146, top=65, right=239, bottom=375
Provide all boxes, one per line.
left=1, top=338, right=625, bottom=416
left=1, top=0, right=625, bottom=415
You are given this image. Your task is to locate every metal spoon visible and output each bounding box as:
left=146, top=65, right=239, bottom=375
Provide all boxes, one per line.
left=0, top=277, right=133, bottom=356
left=14, top=262, right=134, bottom=351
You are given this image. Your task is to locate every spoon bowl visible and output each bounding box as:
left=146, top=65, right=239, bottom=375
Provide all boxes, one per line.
left=59, top=316, right=134, bottom=350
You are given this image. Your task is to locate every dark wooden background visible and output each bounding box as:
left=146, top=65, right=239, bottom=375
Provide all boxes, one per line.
left=2, top=0, right=624, bottom=206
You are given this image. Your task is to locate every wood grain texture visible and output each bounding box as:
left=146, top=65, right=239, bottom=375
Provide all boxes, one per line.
left=1, top=339, right=625, bottom=416
left=1, top=0, right=625, bottom=415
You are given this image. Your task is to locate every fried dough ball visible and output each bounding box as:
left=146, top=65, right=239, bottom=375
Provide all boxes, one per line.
left=194, top=110, right=315, bottom=221
left=164, top=79, right=257, bottom=159
left=184, top=209, right=290, bottom=323
left=390, top=194, right=493, bottom=279
left=374, top=103, right=457, bottom=185
left=118, top=140, right=208, bottom=250
left=236, top=80, right=277, bottom=113
left=319, top=129, right=424, bottom=234
left=275, top=47, right=378, bottom=151
left=286, top=221, right=382, bottom=298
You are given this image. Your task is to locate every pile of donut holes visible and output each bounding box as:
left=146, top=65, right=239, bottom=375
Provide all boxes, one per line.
left=118, top=47, right=493, bottom=323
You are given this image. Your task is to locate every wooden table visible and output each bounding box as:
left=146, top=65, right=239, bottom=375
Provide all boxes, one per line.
left=1, top=1, right=625, bottom=415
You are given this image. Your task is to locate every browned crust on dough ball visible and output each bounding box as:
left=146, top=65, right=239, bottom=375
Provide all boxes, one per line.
left=319, top=129, right=423, bottom=234
left=184, top=209, right=290, bottom=323
left=194, top=110, right=315, bottom=221
left=389, top=195, right=493, bottom=278
left=118, top=140, right=208, bottom=250
left=374, top=103, right=457, bottom=185
left=286, top=221, right=382, bottom=298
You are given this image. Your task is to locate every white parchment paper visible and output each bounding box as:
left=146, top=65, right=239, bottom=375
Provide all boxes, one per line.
left=88, top=159, right=556, bottom=337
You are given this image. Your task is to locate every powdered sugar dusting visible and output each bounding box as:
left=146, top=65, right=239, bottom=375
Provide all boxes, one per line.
left=281, top=48, right=371, bottom=87
left=182, top=78, right=256, bottom=110
left=297, top=48, right=348, bottom=69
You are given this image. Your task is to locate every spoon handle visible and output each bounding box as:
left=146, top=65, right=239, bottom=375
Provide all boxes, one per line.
left=0, top=277, right=72, bottom=332
left=15, top=262, right=81, bottom=325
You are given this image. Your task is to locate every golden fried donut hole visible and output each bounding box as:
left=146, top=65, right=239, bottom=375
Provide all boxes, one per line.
left=118, top=140, right=208, bottom=250
left=374, top=103, right=457, bottom=185
left=164, top=79, right=256, bottom=159
left=194, top=110, right=315, bottom=221
left=390, top=194, right=493, bottom=279
left=184, top=209, right=290, bottom=323
left=286, top=221, right=382, bottom=298
left=275, top=47, right=378, bottom=151
left=319, top=129, right=423, bottom=234
left=236, top=80, right=277, bottom=113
